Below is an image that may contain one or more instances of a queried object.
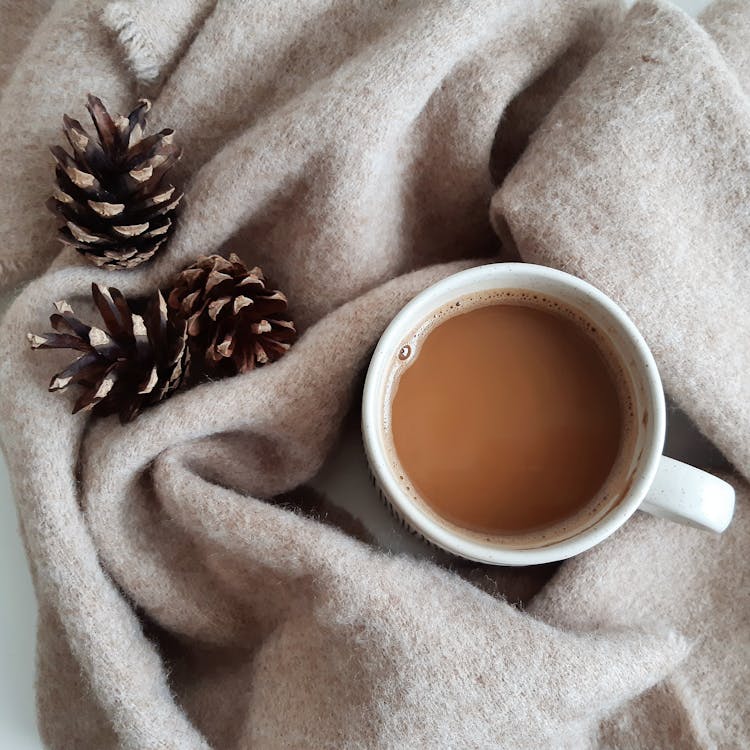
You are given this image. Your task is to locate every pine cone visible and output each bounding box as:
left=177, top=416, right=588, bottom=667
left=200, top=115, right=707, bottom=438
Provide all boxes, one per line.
left=168, top=253, right=296, bottom=377
left=47, top=94, right=182, bottom=269
left=28, top=283, right=189, bottom=423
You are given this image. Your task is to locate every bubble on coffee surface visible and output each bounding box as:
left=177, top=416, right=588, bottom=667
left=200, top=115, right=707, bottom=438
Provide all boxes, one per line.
left=381, top=287, right=641, bottom=549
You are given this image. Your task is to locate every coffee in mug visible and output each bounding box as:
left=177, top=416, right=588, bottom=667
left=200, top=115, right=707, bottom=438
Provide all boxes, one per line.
left=386, top=292, right=634, bottom=545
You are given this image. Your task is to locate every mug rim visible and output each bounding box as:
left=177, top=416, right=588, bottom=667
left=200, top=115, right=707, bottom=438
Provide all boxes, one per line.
left=361, top=263, right=666, bottom=565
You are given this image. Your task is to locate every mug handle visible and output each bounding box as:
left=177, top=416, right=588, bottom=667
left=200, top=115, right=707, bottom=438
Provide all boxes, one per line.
left=639, top=456, right=735, bottom=533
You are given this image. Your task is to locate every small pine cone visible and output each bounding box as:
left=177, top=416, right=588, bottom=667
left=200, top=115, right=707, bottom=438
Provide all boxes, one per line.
left=168, top=253, right=296, bottom=377
left=28, top=283, right=189, bottom=423
left=47, top=94, right=182, bottom=269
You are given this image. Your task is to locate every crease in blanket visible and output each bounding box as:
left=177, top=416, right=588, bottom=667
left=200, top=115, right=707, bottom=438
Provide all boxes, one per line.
left=0, top=0, right=748, bottom=748
left=102, top=0, right=216, bottom=89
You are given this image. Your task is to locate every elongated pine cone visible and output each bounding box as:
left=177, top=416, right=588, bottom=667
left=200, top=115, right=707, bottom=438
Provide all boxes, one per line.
left=168, top=253, right=296, bottom=377
left=28, top=284, right=188, bottom=423
left=47, top=94, right=182, bottom=269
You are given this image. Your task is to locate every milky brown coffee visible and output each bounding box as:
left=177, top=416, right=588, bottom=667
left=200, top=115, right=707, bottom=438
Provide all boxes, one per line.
left=385, top=291, right=635, bottom=546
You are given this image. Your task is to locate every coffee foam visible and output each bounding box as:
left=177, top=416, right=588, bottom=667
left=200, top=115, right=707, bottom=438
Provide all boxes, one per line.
left=381, top=289, right=638, bottom=550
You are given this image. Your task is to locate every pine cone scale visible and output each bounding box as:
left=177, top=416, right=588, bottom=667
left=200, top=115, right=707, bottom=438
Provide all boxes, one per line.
left=88, top=200, right=125, bottom=217
left=51, top=147, right=100, bottom=191
left=124, top=128, right=173, bottom=165
left=62, top=115, right=91, bottom=153
left=91, top=284, right=133, bottom=345
left=29, top=332, right=90, bottom=351
left=86, top=94, right=119, bottom=153
left=53, top=356, right=109, bottom=392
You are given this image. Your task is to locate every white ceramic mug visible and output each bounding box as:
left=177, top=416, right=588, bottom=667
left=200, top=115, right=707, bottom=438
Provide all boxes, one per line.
left=361, top=263, right=735, bottom=566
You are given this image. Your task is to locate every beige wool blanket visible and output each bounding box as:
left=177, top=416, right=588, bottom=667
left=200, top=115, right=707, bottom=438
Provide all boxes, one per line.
left=1, top=0, right=749, bottom=747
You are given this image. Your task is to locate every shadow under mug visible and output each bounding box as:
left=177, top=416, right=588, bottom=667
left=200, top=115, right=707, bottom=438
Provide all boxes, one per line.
left=361, top=263, right=735, bottom=566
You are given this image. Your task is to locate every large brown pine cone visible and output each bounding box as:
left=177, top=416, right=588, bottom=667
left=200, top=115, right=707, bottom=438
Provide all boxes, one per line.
left=47, top=94, right=182, bottom=269
left=168, top=253, right=296, bottom=377
left=28, top=284, right=189, bottom=423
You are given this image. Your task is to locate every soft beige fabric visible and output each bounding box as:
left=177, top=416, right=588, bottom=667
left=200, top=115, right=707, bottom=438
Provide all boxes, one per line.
left=0, top=0, right=747, bottom=748
left=0, top=0, right=54, bottom=91
left=491, top=0, right=750, bottom=476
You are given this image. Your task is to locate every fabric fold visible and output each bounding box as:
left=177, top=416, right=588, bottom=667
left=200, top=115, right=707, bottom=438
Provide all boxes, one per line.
left=102, top=0, right=216, bottom=87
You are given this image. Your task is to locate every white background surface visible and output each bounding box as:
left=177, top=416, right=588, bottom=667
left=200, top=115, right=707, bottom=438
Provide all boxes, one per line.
left=0, top=0, right=712, bottom=746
